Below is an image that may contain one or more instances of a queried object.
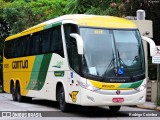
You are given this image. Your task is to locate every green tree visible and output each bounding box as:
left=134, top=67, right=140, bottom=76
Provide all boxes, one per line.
left=0, top=0, right=10, bottom=86
left=0, top=0, right=10, bottom=60
left=3, top=0, right=66, bottom=34
left=64, top=0, right=130, bottom=17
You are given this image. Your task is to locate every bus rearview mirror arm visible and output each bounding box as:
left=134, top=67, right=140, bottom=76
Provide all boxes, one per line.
left=141, top=36, right=156, bottom=56
left=70, top=33, right=84, bottom=55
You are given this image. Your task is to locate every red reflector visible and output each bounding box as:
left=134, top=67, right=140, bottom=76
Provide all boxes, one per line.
left=112, top=98, right=124, bottom=103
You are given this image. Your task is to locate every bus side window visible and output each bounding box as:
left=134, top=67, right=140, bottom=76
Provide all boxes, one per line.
left=50, top=26, right=64, bottom=57
left=25, top=35, right=30, bottom=55
left=4, top=41, right=13, bottom=58
left=21, top=37, right=25, bottom=56
left=5, top=37, right=27, bottom=58
left=14, top=38, right=22, bottom=57
left=11, top=40, right=16, bottom=58
left=41, top=29, right=51, bottom=54
left=31, top=33, right=41, bottom=55
left=64, top=24, right=79, bottom=73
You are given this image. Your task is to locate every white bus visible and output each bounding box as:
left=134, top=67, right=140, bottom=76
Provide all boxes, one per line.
left=3, top=14, right=156, bottom=112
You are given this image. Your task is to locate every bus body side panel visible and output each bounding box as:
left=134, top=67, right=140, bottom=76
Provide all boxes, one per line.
left=25, top=53, right=82, bottom=105
left=25, top=53, right=67, bottom=101
left=3, top=56, right=35, bottom=94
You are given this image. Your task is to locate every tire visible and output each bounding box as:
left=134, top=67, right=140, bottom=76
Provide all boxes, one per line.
left=16, top=83, right=24, bottom=102
left=57, top=86, right=70, bottom=112
left=10, top=82, right=17, bottom=101
left=109, top=106, right=121, bottom=112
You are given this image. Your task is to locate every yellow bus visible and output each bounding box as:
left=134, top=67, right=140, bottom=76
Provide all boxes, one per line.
left=3, top=14, right=154, bottom=112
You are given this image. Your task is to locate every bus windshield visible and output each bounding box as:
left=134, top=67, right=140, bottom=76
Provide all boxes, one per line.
left=80, top=28, right=145, bottom=83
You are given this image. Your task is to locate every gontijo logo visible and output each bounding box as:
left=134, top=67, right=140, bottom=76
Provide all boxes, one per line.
left=102, top=84, right=115, bottom=89
left=89, top=80, right=120, bottom=90
left=12, top=60, right=28, bottom=69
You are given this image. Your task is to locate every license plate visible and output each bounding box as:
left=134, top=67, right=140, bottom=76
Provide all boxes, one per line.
left=112, top=98, right=124, bottom=103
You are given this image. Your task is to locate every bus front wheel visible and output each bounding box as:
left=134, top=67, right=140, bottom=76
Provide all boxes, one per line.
left=57, top=86, right=70, bottom=112
left=109, top=106, right=121, bottom=112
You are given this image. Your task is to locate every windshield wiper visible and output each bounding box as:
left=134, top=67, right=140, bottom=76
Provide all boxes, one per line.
left=103, top=58, right=115, bottom=75
left=102, top=49, right=117, bottom=79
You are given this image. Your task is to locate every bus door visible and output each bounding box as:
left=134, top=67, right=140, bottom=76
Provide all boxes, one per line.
left=63, top=24, right=81, bottom=104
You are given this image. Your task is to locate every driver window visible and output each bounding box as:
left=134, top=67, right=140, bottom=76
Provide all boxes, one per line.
left=64, top=24, right=79, bottom=73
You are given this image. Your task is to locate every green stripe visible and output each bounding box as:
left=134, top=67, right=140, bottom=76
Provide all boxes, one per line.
left=43, top=22, right=62, bottom=30
left=27, top=55, right=44, bottom=90
left=35, top=53, right=52, bottom=90
left=129, top=80, right=143, bottom=88
left=119, top=80, right=143, bottom=89
left=119, top=83, right=132, bottom=88
left=27, top=54, right=52, bottom=90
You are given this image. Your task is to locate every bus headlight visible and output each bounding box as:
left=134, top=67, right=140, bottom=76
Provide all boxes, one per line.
left=134, top=84, right=146, bottom=92
left=86, top=85, right=100, bottom=91
left=79, top=82, right=99, bottom=91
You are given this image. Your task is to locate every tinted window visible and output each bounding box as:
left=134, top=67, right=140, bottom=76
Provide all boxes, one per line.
left=4, top=25, right=64, bottom=58
left=31, top=32, right=41, bottom=55
left=50, top=26, right=64, bottom=57
left=42, top=30, right=51, bottom=53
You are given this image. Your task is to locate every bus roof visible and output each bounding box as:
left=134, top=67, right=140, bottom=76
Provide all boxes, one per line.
left=5, top=14, right=137, bottom=41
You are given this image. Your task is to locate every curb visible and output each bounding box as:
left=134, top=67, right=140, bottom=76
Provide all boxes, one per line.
left=156, top=107, right=160, bottom=111
left=137, top=105, right=160, bottom=111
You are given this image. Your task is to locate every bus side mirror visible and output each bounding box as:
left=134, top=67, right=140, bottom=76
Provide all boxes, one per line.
left=70, top=33, right=84, bottom=55
left=141, top=36, right=156, bottom=56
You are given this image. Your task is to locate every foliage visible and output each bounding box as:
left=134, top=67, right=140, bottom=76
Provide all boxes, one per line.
left=65, top=0, right=129, bottom=17
left=0, top=1, right=10, bottom=82
left=3, top=0, right=66, bottom=34
left=1, top=0, right=133, bottom=38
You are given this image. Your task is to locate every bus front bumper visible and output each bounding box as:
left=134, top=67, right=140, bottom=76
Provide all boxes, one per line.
left=80, top=88, right=146, bottom=106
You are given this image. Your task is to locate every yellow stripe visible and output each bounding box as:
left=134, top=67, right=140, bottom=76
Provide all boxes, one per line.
left=6, top=24, right=46, bottom=41
left=61, top=15, right=136, bottom=28
left=89, top=80, right=132, bottom=90
left=76, top=16, right=136, bottom=28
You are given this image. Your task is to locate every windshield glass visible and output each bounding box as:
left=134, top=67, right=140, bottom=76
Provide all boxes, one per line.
left=80, top=28, right=145, bottom=82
